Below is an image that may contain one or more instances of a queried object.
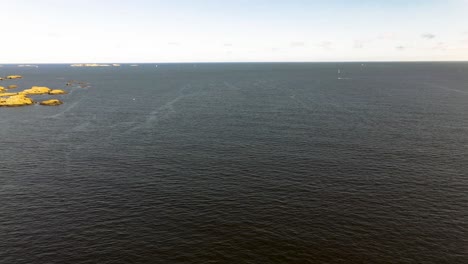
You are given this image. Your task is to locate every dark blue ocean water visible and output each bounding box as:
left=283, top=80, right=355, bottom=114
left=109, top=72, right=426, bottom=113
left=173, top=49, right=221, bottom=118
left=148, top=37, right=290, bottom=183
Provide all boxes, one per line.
left=0, top=63, right=467, bottom=263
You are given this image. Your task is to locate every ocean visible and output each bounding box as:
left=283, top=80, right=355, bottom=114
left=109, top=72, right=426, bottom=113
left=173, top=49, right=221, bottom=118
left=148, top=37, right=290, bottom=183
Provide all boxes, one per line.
left=0, top=63, right=467, bottom=263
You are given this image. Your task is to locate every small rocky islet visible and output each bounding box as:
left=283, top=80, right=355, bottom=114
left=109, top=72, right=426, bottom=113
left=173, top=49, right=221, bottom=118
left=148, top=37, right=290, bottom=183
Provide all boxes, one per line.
left=0, top=75, right=81, bottom=107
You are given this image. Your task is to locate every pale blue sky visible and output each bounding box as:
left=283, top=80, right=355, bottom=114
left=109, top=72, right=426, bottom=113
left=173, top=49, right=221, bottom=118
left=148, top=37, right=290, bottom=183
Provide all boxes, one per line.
left=2, top=0, right=467, bottom=63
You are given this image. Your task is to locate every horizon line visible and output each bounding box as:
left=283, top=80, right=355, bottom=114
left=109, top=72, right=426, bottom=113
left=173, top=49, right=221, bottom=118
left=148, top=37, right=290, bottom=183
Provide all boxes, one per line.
left=1, top=60, right=468, bottom=65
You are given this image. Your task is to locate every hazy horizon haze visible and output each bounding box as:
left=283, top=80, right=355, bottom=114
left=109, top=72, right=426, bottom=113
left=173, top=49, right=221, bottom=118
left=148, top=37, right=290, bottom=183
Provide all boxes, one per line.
left=2, top=0, right=468, bottom=63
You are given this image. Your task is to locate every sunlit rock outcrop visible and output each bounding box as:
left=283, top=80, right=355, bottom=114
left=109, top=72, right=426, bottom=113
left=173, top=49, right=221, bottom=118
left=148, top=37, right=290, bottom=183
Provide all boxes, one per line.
left=0, top=94, right=34, bottom=107
left=6, top=75, right=22, bottom=79
left=21, top=86, right=51, bottom=95
left=0, top=92, right=19, bottom=97
left=49, top=89, right=67, bottom=95
left=40, top=99, right=63, bottom=106
left=0, top=74, right=85, bottom=107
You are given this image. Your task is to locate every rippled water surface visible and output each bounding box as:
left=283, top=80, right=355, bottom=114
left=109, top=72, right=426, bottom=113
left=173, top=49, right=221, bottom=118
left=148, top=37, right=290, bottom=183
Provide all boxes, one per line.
left=1, top=63, right=467, bottom=263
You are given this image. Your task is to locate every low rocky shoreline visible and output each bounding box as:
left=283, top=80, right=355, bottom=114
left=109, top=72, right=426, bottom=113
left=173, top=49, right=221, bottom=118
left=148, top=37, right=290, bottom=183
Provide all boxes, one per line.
left=0, top=75, right=73, bottom=107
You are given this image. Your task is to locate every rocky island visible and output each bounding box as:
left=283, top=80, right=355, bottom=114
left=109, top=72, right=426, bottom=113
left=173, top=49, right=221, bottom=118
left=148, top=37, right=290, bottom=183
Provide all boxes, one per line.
left=6, top=75, right=22, bottom=79
left=40, top=99, right=63, bottom=106
left=0, top=94, right=34, bottom=107
left=0, top=74, right=78, bottom=107
left=70, top=63, right=110, bottom=67
left=49, top=89, right=67, bottom=95
left=21, top=86, right=51, bottom=95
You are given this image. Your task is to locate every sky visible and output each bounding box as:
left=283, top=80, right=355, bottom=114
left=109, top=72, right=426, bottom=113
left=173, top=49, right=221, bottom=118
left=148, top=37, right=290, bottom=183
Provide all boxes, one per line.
left=2, top=0, right=468, bottom=63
